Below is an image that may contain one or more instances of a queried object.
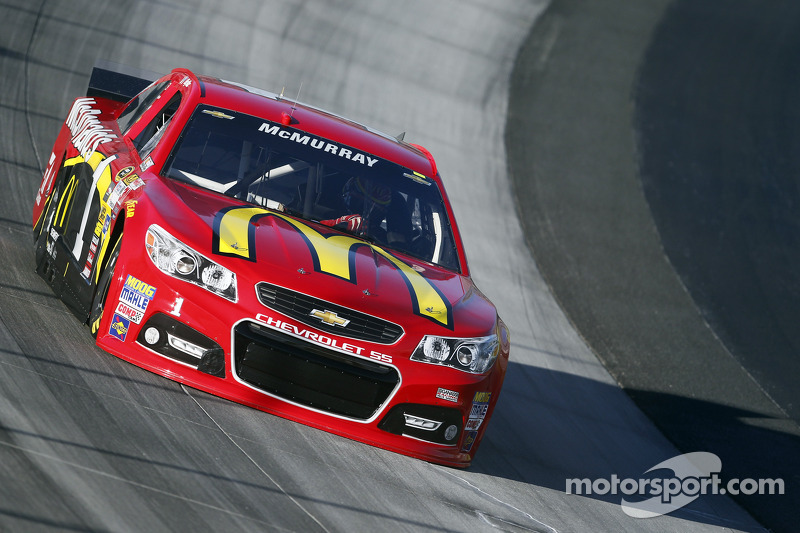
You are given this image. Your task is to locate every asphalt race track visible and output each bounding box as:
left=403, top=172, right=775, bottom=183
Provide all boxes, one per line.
left=0, top=0, right=785, bottom=531
left=507, top=1, right=799, bottom=531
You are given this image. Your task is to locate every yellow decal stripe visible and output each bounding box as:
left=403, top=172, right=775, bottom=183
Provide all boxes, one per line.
left=91, top=314, right=102, bottom=334
left=371, top=248, right=450, bottom=325
left=56, top=176, right=77, bottom=227
left=274, top=215, right=364, bottom=282
left=64, top=155, right=86, bottom=167
left=92, top=155, right=116, bottom=282
left=46, top=155, right=84, bottom=230
left=212, top=205, right=452, bottom=328
left=213, top=206, right=266, bottom=260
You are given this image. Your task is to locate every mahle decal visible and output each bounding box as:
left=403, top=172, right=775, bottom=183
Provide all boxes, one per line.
left=213, top=205, right=453, bottom=328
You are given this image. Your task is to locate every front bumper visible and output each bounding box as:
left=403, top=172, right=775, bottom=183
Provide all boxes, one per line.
left=96, top=234, right=505, bottom=467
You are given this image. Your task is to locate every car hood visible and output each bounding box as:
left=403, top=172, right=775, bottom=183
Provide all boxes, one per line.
left=146, top=177, right=497, bottom=335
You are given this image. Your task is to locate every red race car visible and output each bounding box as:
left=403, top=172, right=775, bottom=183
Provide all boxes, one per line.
left=32, top=63, right=509, bottom=467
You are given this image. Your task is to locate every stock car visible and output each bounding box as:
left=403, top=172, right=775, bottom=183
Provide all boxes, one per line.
left=32, top=64, right=509, bottom=467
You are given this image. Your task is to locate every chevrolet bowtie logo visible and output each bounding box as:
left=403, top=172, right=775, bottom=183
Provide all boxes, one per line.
left=310, top=309, right=350, bottom=327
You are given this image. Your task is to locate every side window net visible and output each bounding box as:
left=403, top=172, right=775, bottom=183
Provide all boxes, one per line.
left=134, top=92, right=182, bottom=157
left=117, top=80, right=170, bottom=134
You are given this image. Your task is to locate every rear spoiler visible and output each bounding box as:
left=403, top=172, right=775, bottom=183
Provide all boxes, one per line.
left=86, top=60, right=161, bottom=103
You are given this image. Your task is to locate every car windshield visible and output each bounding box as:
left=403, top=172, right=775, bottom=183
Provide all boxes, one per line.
left=164, top=104, right=461, bottom=271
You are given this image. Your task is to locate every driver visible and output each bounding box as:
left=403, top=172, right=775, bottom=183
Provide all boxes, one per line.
left=321, top=176, right=391, bottom=234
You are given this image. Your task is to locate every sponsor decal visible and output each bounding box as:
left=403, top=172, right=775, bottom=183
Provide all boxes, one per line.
left=81, top=255, right=94, bottom=278
left=215, top=206, right=453, bottom=328
left=125, top=200, right=137, bottom=218
left=473, top=391, right=491, bottom=403
left=109, top=313, right=130, bottom=341
left=102, top=212, right=111, bottom=234
left=258, top=122, right=379, bottom=168
left=123, top=173, right=144, bottom=188
left=107, top=173, right=143, bottom=216
left=256, top=313, right=392, bottom=364
left=202, top=109, right=234, bottom=120
left=403, top=171, right=431, bottom=186
left=115, top=301, right=144, bottom=324
left=94, top=206, right=110, bottom=238
left=106, top=182, right=125, bottom=210
left=107, top=178, right=133, bottom=210
left=119, top=275, right=156, bottom=319
left=464, top=418, right=482, bottom=431
left=114, top=166, right=135, bottom=183
left=47, top=227, right=59, bottom=258
left=82, top=205, right=110, bottom=280
left=464, top=391, right=491, bottom=433
left=140, top=156, right=154, bottom=171
left=124, top=275, right=156, bottom=298
left=435, top=388, right=459, bottom=403
left=461, top=431, right=478, bottom=453
left=66, top=98, right=117, bottom=160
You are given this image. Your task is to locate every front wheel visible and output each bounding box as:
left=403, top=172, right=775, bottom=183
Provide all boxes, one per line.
left=89, top=236, right=121, bottom=338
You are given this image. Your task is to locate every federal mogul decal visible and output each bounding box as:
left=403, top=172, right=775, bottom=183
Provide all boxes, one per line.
left=214, top=205, right=453, bottom=329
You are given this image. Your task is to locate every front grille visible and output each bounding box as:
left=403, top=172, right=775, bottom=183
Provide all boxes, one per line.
left=233, top=321, right=399, bottom=420
left=256, top=282, right=403, bottom=344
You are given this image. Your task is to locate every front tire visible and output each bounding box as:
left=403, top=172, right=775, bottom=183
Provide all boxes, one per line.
left=89, top=236, right=121, bottom=338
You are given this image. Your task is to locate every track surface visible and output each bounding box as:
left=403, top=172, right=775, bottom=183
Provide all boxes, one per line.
left=639, top=0, right=800, bottom=426
left=508, top=0, right=799, bottom=531
left=0, top=0, right=766, bottom=531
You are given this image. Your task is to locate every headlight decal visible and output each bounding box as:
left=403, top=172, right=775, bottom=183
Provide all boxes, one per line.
left=146, top=224, right=237, bottom=301
left=411, top=334, right=499, bottom=374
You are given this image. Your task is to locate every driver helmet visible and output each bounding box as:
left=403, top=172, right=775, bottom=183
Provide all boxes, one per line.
left=342, top=176, right=391, bottom=225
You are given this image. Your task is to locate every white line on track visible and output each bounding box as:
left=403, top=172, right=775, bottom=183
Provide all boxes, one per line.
left=436, top=466, right=559, bottom=533
left=180, top=383, right=331, bottom=533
